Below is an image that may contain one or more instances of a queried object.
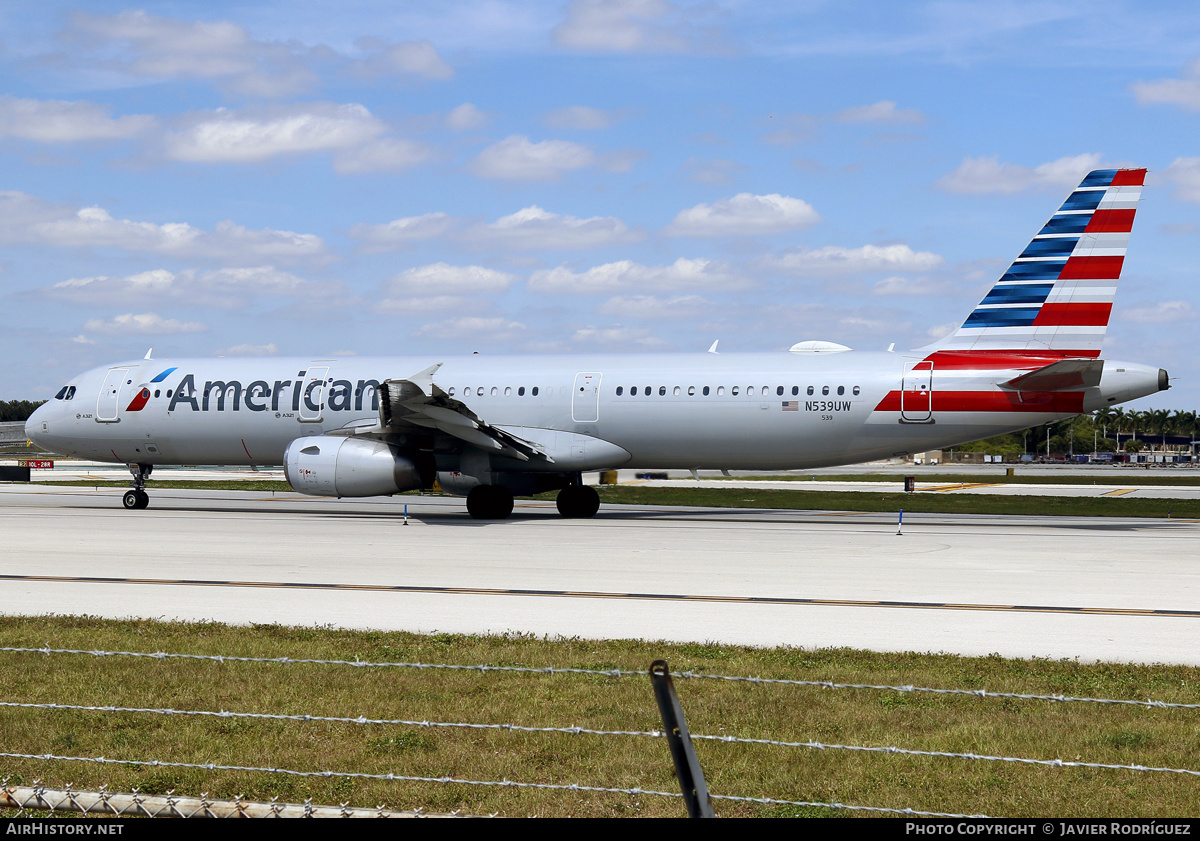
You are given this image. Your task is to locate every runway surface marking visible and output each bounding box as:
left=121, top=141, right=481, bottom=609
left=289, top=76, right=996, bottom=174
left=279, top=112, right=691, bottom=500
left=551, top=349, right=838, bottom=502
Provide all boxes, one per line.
left=3, top=574, right=1197, bottom=619
left=1103, top=489, right=1138, bottom=496
left=926, top=482, right=1004, bottom=492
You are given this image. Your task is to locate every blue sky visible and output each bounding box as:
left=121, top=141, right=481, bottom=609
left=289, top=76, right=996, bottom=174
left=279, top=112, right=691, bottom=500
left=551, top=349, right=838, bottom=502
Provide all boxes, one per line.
left=2, top=0, right=1199, bottom=411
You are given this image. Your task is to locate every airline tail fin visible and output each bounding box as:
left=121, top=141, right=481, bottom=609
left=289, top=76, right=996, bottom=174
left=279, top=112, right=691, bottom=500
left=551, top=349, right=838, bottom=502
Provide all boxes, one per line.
left=935, top=167, right=1146, bottom=357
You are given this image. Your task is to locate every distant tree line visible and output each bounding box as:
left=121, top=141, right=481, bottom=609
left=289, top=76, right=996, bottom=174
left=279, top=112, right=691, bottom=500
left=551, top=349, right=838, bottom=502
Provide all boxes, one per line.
left=0, top=400, right=45, bottom=422
left=957, top=408, right=1199, bottom=456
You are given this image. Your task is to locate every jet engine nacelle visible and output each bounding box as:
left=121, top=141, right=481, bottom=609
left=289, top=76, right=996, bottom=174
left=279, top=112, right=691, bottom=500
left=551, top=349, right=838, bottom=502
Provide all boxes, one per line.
left=283, top=436, right=432, bottom=498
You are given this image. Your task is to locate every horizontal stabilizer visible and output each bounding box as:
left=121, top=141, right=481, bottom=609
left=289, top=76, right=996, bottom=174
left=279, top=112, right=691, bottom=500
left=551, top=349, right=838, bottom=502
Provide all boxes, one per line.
left=1000, top=358, right=1104, bottom=392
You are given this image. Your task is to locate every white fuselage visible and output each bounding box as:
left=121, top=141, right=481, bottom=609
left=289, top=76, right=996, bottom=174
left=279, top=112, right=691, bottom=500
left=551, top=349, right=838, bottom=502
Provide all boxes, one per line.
left=25, top=350, right=1166, bottom=474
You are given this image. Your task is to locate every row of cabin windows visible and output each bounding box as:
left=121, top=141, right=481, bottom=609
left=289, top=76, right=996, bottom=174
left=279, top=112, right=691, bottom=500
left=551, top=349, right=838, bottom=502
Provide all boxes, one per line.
left=615, top=385, right=861, bottom=397
left=443, top=384, right=862, bottom=399
left=448, top=386, right=540, bottom=398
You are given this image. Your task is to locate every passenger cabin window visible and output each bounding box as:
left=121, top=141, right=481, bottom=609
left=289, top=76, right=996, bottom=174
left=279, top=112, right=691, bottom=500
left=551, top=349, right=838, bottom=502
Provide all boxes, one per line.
left=532, top=387, right=539, bottom=396
left=731, top=386, right=739, bottom=396
left=616, top=386, right=623, bottom=396
left=504, top=387, right=512, bottom=396
left=644, top=386, right=651, bottom=396
left=807, top=386, right=814, bottom=396
left=717, top=386, right=725, bottom=395
left=659, top=386, right=666, bottom=396
left=448, top=387, right=456, bottom=396
left=673, top=386, right=681, bottom=396
left=791, top=386, right=799, bottom=396
left=837, top=386, right=845, bottom=396
left=703, top=386, right=710, bottom=396
left=776, top=386, right=784, bottom=396
left=853, top=386, right=861, bottom=396
left=687, top=386, right=695, bottom=396
left=822, top=386, right=829, bottom=396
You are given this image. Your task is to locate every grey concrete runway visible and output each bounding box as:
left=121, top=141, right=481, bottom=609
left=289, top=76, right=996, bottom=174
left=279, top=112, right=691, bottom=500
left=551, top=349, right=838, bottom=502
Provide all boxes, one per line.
left=0, top=484, right=1198, bottom=665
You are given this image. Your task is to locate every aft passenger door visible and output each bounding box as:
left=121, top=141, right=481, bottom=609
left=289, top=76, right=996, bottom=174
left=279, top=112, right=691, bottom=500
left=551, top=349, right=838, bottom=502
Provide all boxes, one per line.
left=96, top=367, right=130, bottom=423
left=900, top=361, right=934, bottom=423
left=572, top=372, right=602, bottom=423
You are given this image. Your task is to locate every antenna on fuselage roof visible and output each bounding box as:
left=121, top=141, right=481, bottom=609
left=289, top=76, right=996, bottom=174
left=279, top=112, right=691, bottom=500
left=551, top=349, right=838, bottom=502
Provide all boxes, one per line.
left=707, top=340, right=719, bottom=354
left=144, top=348, right=153, bottom=360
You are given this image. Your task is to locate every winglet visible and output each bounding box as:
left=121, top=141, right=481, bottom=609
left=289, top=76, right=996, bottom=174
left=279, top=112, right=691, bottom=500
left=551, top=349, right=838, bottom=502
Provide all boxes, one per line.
left=707, top=340, right=719, bottom=354
left=407, top=362, right=443, bottom=396
left=144, top=348, right=153, bottom=360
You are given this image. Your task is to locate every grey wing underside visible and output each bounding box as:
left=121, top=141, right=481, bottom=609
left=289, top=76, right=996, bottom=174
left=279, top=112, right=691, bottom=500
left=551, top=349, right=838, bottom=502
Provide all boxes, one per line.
left=345, top=363, right=554, bottom=464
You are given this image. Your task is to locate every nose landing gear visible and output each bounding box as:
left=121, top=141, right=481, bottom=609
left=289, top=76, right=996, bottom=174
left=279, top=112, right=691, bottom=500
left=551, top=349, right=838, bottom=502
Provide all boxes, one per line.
left=123, top=464, right=152, bottom=510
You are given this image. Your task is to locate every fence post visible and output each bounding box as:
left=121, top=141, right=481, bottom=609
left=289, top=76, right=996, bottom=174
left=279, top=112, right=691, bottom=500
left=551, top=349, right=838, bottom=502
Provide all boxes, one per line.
left=650, top=659, right=715, bottom=818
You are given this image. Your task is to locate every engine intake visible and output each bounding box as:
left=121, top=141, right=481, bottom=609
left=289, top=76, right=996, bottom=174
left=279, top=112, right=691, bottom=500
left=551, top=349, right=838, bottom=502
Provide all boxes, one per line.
left=284, top=436, right=432, bottom=498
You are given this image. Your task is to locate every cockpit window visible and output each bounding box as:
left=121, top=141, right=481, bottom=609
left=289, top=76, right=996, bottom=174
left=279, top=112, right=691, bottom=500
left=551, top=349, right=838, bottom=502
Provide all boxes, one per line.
left=66, top=386, right=75, bottom=400
left=54, top=386, right=68, bottom=400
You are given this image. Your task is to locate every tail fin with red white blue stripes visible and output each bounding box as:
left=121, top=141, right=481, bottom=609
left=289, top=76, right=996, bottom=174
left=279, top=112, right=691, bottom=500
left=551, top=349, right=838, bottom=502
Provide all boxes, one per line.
left=936, top=167, right=1145, bottom=357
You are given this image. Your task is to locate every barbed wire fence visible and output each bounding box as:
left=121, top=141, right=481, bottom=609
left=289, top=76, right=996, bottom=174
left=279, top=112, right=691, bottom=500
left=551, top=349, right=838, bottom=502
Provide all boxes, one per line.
left=2, top=645, right=1198, bottom=818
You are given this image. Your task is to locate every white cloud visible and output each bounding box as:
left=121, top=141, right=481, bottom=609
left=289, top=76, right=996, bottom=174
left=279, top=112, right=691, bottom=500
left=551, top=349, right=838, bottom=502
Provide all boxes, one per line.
left=49, top=266, right=341, bottom=308
left=936, top=154, right=1104, bottom=195
left=871, top=275, right=951, bottom=296
left=665, top=193, right=821, bottom=237
left=553, top=0, right=690, bottom=53
left=349, top=213, right=456, bottom=251
left=0, top=96, right=156, bottom=143
left=446, top=103, right=487, bottom=131
left=681, top=157, right=747, bottom=186
left=164, top=103, right=384, bottom=164
left=1163, top=158, right=1200, bottom=203
left=63, top=9, right=317, bottom=97
left=0, top=192, right=326, bottom=262
left=376, top=296, right=485, bottom=315
left=333, top=138, right=432, bottom=174
left=570, top=326, right=669, bottom=348
left=836, top=100, right=925, bottom=124
left=413, top=317, right=526, bottom=342
left=1123, top=301, right=1195, bottom=324
left=83, top=312, right=207, bottom=335
left=543, top=105, right=625, bottom=130
left=218, top=343, right=279, bottom=356
left=767, top=244, right=944, bottom=276
left=351, top=38, right=454, bottom=81
left=387, top=263, right=515, bottom=294
left=468, top=205, right=639, bottom=250
left=470, top=135, right=595, bottom=181
left=1131, top=58, right=1200, bottom=111
left=529, top=258, right=740, bottom=293
left=597, top=294, right=714, bottom=320
left=66, top=10, right=255, bottom=79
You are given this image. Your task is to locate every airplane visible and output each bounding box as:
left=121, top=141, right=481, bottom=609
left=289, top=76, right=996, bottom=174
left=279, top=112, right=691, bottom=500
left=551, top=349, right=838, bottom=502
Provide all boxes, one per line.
left=26, top=167, right=1167, bottom=519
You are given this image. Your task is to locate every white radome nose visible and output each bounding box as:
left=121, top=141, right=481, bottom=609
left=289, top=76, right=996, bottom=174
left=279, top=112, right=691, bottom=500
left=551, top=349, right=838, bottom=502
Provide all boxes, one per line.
left=25, top=403, right=50, bottom=448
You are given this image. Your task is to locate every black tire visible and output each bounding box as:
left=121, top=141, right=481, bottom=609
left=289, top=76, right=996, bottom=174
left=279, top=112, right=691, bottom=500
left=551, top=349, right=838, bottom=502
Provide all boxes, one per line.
left=135, top=490, right=150, bottom=509
left=122, top=491, right=140, bottom=510
left=556, top=485, right=600, bottom=518
left=466, top=485, right=513, bottom=520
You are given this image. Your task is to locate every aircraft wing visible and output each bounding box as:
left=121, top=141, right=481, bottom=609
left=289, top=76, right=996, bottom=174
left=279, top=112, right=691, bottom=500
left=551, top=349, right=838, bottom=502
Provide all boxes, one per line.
left=367, top=363, right=553, bottom=463
left=999, top=358, right=1105, bottom=393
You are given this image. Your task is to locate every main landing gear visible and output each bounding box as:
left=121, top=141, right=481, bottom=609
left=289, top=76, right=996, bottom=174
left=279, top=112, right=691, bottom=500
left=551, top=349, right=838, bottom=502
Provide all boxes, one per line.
left=466, top=484, right=514, bottom=520
left=464, top=483, right=601, bottom=519
left=123, top=463, right=152, bottom=510
left=556, top=484, right=600, bottom=519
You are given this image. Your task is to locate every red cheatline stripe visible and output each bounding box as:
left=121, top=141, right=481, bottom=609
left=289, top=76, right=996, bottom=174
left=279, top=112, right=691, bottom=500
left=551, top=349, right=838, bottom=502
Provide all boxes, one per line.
left=241, top=439, right=253, bottom=460
left=924, top=351, right=1087, bottom=369
left=124, top=389, right=150, bottom=412
left=874, top=390, right=1085, bottom=413
left=1060, top=255, right=1124, bottom=279
left=1033, top=302, right=1112, bottom=327
left=1111, top=169, right=1146, bottom=186
left=1085, top=209, right=1135, bottom=233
